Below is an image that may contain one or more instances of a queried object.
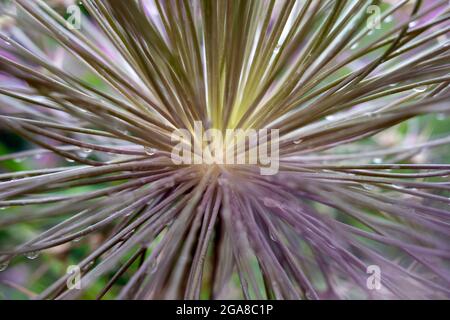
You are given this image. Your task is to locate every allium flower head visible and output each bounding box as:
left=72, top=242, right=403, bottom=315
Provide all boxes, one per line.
left=0, top=0, right=449, bottom=300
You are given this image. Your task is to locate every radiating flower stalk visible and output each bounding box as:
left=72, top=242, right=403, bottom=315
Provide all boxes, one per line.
left=0, top=0, right=449, bottom=299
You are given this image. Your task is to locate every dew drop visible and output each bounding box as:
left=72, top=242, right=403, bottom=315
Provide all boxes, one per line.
left=325, top=115, right=336, bottom=121
left=24, top=251, right=39, bottom=260
left=65, top=158, right=75, bottom=163
left=372, top=158, right=382, bottom=164
left=368, top=30, right=374, bottom=36
left=144, top=147, right=156, bottom=156
left=362, top=184, right=376, bottom=191
left=305, top=290, right=314, bottom=300
left=73, top=237, right=82, bottom=243
left=269, top=232, right=278, bottom=243
left=166, top=218, right=174, bottom=227
left=125, top=211, right=134, bottom=217
left=83, top=148, right=92, bottom=153
left=273, top=44, right=281, bottom=54
left=76, top=152, right=86, bottom=159
left=327, top=242, right=336, bottom=250
left=351, top=43, right=359, bottom=50
left=408, top=21, right=417, bottom=28
left=293, top=138, right=303, bottom=145
left=385, top=15, right=393, bottom=23
left=413, top=86, right=427, bottom=93
left=0, top=260, right=9, bottom=272
left=150, top=258, right=159, bottom=274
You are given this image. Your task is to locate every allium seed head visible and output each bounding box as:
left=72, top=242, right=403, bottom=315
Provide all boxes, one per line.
left=0, top=0, right=449, bottom=300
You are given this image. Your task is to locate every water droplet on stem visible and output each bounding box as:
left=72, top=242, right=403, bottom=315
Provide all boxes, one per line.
left=362, top=184, right=376, bottom=191
left=413, top=86, right=427, bottom=93
left=269, top=232, right=278, bottom=242
left=24, top=251, right=39, bottom=260
left=0, top=260, right=9, bottom=272
left=144, top=147, right=156, bottom=156
left=151, top=258, right=159, bottom=274
left=372, top=158, right=382, bottom=164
